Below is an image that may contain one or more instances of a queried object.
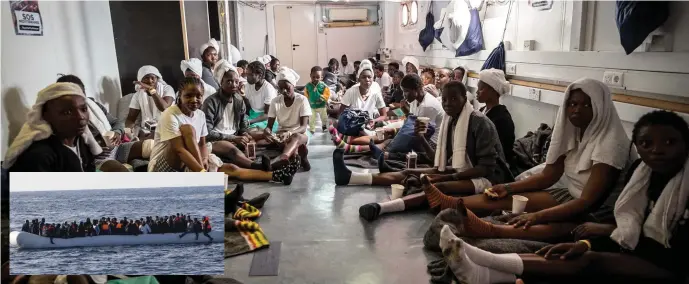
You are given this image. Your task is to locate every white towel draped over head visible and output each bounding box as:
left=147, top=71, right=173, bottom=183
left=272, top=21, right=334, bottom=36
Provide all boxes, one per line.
left=199, top=38, right=220, bottom=58
left=402, top=56, right=420, bottom=74
left=214, top=59, right=237, bottom=84
left=458, top=65, right=469, bottom=85
left=85, top=98, right=111, bottom=137
left=254, top=55, right=272, bottom=65
left=545, top=78, right=632, bottom=172
left=3, top=83, right=103, bottom=169
left=180, top=58, right=203, bottom=78
left=479, top=68, right=510, bottom=95
left=357, top=60, right=374, bottom=79
left=611, top=158, right=689, bottom=249
left=134, top=65, right=169, bottom=125
left=434, top=100, right=474, bottom=172
left=276, top=66, right=300, bottom=86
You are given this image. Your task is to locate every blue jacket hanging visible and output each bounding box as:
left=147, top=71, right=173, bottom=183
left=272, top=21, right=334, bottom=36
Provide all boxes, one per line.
left=418, top=3, right=436, bottom=51
left=456, top=8, right=484, bottom=57
left=616, top=1, right=669, bottom=55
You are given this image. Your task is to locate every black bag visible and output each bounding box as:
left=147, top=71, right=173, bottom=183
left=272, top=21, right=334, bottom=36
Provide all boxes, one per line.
left=418, top=1, right=436, bottom=51
left=616, top=1, right=669, bottom=55
left=336, top=108, right=371, bottom=136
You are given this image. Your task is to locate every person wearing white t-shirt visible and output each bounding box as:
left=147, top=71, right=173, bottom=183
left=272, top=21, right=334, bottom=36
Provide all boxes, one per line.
left=341, top=55, right=355, bottom=75
left=245, top=61, right=278, bottom=131
left=264, top=67, right=313, bottom=172
left=374, top=64, right=392, bottom=93
left=125, top=65, right=176, bottom=140
left=339, top=60, right=388, bottom=125
left=149, top=78, right=296, bottom=183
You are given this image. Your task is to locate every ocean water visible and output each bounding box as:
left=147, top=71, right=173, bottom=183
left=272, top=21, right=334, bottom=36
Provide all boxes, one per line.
left=9, top=186, right=224, bottom=275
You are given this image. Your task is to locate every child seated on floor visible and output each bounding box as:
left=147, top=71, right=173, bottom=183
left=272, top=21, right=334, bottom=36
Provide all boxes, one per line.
left=303, top=66, right=332, bottom=133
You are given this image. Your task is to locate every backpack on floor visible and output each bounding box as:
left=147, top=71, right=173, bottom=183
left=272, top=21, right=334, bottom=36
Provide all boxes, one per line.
left=336, top=108, right=371, bottom=136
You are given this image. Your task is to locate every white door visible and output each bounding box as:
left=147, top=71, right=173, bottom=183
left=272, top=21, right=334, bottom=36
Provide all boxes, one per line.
left=273, top=5, right=318, bottom=85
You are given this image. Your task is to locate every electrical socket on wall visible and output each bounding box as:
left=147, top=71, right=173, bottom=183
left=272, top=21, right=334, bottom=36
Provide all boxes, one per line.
left=528, top=88, right=541, bottom=101
left=603, top=71, right=624, bottom=87
left=506, top=63, right=517, bottom=75
left=523, top=40, right=535, bottom=51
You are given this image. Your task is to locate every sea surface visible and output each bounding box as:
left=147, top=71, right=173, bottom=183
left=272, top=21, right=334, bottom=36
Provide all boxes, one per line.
left=9, top=186, right=224, bottom=275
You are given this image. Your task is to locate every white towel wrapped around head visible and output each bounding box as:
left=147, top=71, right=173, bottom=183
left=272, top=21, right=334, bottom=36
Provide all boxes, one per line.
left=276, top=66, right=300, bottom=86
left=402, top=56, right=420, bottom=74
left=3, top=83, right=103, bottom=169
left=213, top=59, right=237, bottom=84
left=479, top=68, right=510, bottom=95
left=545, top=78, right=633, bottom=172
left=180, top=58, right=203, bottom=78
left=357, top=59, right=374, bottom=79
left=199, top=38, right=220, bottom=57
left=611, top=158, right=689, bottom=249
left=137, top=65, right=162, bottom=82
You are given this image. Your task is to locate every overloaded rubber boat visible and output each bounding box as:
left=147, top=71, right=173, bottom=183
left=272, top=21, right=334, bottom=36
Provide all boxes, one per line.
left=9, top=231, right=223, bottom=249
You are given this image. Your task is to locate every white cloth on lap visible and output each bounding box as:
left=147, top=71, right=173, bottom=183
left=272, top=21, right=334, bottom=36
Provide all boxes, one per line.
left=85, top=97, right=112, bottom=137
left=611, top=158, right=689, bottom=249
left=434, top=100, right=474, bottom=172
left=3, top=83, right=103, bottom=169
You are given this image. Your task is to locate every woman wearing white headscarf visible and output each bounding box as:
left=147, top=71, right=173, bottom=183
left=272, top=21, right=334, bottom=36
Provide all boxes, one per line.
left=199, top=38, right=221, bottom=90
left=4, top=83, right=127, bottom=172
left=477, top=69, right=515, bottom=166
left=263, top=66, right=312, bottom=172
left=422, top=78, right=636, bottom=242
left=125, top=65, right=176, bottom=140
left=402, top=56, right=420, bottom=75
left=181, top=58, right=216, bottom=101
left=339, top=60, right=388, bottom=125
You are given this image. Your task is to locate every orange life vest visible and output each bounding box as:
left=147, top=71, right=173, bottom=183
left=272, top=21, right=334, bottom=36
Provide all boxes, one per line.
left=102, top=224, right=109, bottom=230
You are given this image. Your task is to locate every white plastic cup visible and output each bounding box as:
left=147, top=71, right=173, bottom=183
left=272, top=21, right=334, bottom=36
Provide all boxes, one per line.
left=391, top=184, right=405, bottom=199
left=512, top=195, right=529, bottom=214
left=417, top=117, right=430, bottom=134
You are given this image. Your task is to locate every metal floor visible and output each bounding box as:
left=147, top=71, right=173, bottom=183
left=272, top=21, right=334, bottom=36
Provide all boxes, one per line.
left=223, top=132, right=437, bottom=284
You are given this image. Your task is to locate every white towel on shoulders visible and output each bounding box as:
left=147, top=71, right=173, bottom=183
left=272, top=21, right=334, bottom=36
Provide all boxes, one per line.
left=611, top=158, right=689, bottom=249
left=434, top=100, right=474, bottom=172
left=545, top=78, right=633, bottom=171
left=85, top=98, right=111, bottom=137
left=3, top=83, right=103, bottom=169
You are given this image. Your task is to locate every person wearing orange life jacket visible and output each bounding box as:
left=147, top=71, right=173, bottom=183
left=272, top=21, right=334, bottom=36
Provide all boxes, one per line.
left=101, top=222, right=110, bottom=235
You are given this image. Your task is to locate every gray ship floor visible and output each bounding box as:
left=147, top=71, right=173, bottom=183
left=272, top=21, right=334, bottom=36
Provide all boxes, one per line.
left=223, top=132, right=438, bottom=284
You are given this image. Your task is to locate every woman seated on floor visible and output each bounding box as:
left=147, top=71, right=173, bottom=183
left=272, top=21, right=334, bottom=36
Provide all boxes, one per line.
left=330, top=74, right=444, bottom=159
left=439, top=110, right=689, bottom=284
left=180, top=58, right=217, bottom=101
left=422, top=78, right=635, bottom=241
left=4, top=83, right=128, bottom=172
left=56, top=75, right=154, bottom=170
left=261, top=67, right=312, bottom=171
left=148, top=77, right=297, bottom=184
left=199, top=39, right=221, bottom=90
left=244, top=60, right=279, bottom=136
left=476, top=69, right=516, bottom=166
left=125, top=65, right=176, bottom=140
left=337, top=60, right=388, bottom=135
left=331, top=81, right=510, bottom=219
left=201, top=66, right=271, bottom=172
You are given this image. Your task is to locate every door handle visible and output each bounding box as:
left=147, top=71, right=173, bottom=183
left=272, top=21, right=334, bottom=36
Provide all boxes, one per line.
left=292, top=44, right=300, bottom=47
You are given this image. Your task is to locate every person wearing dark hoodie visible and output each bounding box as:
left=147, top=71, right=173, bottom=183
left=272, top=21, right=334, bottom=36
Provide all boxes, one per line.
left=21, top=220, right=29, bottom=232
left=476, top=69, right=516, bottom=166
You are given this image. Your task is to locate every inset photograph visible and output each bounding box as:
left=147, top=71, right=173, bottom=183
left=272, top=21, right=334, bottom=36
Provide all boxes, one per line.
left=9, top=172, right=224, bottom=275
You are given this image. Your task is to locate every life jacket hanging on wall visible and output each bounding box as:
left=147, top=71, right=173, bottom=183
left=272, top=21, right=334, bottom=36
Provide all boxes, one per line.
left=456, top=1, right=484, bottom=57
left=433, top=0, right=463, bottom=53
left=615, top=1, right=669, bottom=55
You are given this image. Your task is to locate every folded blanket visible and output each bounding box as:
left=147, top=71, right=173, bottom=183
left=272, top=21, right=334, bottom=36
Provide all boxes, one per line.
left=225, top=202, right=269, bottom=258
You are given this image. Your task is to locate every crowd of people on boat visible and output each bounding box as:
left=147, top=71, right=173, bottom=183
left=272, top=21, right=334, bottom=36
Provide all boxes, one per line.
left=21, top=214, right=213, bottom=243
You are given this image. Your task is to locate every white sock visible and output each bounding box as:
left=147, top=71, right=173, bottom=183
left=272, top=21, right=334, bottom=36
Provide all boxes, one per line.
left=378, top=198, right=405, bottom=214
left=443, top=233, right=516, bottom=284
left=440, top=225, right=524, bottom=275
left=349, top=172, right=373, bottom=185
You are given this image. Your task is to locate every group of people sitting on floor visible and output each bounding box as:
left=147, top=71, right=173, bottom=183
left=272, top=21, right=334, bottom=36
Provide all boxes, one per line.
left=326, top=55, right=688, bottom=283
left=21, top=214, right=214, bottom=243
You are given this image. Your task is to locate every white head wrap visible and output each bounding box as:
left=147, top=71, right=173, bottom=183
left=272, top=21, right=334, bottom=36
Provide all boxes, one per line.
left=199, top=38, right=220, bottom=58
left=3, top=83, right=103, bottom=169
left=478, top=68, right=510, bottom=95
left=456, top=65, right=469, bottom=85
left=357, top=60, right=374, bottom=79
left=545, top=78, right=634, bottom=172
left=137, top=65, right=162, bottom=82
left=180, top=58, right=203, bottom=78
left=276, top=66, right=300, bottom=86
left=402, top=56, right=420, bottom=74
left=228, top=44, right=242, bottom=65
left=213, top=59, right=237, bottom=84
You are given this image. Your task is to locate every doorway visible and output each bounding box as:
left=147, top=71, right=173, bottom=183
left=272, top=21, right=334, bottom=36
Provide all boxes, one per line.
left=274, top=5, right=318, bottom=86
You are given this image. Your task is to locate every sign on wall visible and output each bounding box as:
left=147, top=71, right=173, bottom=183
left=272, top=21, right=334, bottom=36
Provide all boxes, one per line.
left=10, top=0, right=43, bottom=36
left=528, top=0, right=553, bottom=11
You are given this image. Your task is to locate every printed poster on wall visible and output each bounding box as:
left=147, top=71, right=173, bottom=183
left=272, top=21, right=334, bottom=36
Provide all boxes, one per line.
left=10, top=0, right=43, bottom=36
